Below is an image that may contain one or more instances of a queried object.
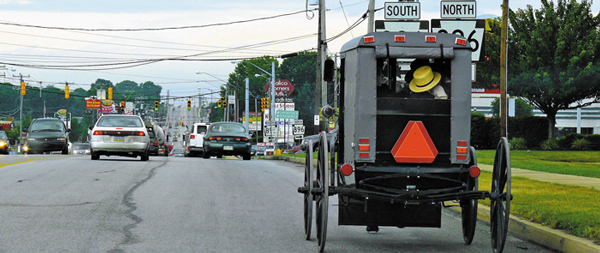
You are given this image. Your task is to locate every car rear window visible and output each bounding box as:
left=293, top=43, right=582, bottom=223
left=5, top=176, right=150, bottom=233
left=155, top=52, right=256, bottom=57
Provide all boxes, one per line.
left=196, top=125, right=208, bottom=134
left=97, top=116, right=143, bottom=127
left=210, top=124, right=245, bottom=133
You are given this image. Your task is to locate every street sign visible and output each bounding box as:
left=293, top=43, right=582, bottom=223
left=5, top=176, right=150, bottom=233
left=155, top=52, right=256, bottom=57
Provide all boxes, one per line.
left=294, top=119, right=303, bottom=125
left=275, top=103, right=295, bottom=111
left=295, top=135, right=304, bottom=140
left=431, top=19, right=485, bottom=62
left=85, top=99, right=101, bottom=109
left=276, top=110, right=299, bottom=120
left=440, top=1, right=476, bottom=19
left=384, top=2, right=420, bottom=20
left=314, top=115, right=320, bottom=125
left=293, top=125, right=305, bottom=135
left=228, top=95, right=235, bottom=105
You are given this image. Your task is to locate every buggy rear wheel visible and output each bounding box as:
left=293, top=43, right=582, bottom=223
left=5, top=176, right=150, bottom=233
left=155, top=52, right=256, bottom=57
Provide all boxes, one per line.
left=490, top=137, right=511, bottom=253
left=461, top=147, right=479, bottom=245
left=316, top=132, right=329, bottom=252
left=303, top=140, right=314, bottom=240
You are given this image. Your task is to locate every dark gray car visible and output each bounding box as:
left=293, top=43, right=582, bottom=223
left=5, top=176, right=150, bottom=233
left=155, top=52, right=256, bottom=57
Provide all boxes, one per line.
left=24, top=118, right=70, bottom=154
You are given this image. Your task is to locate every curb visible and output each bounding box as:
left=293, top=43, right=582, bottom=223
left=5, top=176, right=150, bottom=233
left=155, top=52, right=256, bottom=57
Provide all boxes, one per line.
left=268, top=155, right=600, bottom=253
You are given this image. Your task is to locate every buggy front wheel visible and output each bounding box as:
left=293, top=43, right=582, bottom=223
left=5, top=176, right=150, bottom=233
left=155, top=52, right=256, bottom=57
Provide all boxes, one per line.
left=316, top=131, right=329, bottom=252
left=303, top=140, right=314, bottom=240
left=490, top=137, right=511, bottom=253
left=461, top=147, right=479, bottom=245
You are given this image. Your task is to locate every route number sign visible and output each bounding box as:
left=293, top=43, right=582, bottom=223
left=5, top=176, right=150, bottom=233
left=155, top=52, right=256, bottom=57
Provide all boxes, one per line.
left=431, top=19, right=486, bottom=62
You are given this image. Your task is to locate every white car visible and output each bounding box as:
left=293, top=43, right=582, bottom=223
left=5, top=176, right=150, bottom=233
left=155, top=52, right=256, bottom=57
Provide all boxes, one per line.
left=186, top=122, right=209, bottom=157
left=89, top=115, right=150, bottom=161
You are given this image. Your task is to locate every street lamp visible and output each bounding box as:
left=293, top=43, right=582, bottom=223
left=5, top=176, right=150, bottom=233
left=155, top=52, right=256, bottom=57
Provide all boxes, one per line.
left=233, top=61, right=276, bottom=143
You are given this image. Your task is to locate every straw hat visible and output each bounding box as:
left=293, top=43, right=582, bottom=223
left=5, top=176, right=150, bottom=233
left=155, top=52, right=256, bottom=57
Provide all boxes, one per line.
left=409, top=65, right=442, bottom=93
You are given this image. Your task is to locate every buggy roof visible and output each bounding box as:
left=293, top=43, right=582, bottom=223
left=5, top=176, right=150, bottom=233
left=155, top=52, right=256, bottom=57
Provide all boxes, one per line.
left=340, top=32, right=471, bottom=60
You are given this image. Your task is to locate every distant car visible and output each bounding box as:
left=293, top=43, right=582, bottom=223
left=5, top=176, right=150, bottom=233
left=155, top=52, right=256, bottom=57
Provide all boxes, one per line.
left=72, top=142, right=90, bottom=155
left=187, top=122, right=210, bottom=157
left=24, top=118, right=70, bottom=154
left=169, top=148, right=186, bottom=157
left=251, top=144, right=257, bottom=156
left=89, top=115, right=150, bottom=161
left=203, top=122, right=252, bottom=160
left=147, top=127, right=159, bottom=155
left=0, top=130, right=10, bottom=154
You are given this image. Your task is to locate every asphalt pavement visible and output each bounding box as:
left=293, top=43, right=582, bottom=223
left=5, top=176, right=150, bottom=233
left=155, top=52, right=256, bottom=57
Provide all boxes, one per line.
left=272, top=156, right=600, bottom=253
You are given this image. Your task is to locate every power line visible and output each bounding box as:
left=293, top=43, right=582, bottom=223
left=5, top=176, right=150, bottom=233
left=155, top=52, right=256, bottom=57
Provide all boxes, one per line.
left=0, top=9, right=315, bottom=32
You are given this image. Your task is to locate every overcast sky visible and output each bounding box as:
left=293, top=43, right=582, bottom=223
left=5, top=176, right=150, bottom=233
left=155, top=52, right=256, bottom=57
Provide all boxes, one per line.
left=0, top=0, right=598, bottom=102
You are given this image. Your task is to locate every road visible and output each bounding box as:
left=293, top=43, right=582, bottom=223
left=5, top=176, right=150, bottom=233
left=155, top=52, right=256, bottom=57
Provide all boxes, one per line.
left=0, top=154, right=553, bottom=253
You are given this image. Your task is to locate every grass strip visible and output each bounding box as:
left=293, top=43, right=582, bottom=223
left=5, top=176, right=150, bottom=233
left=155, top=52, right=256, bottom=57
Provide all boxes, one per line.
left=478, top=171, right=600, bottom=243
left=477, top=150, right=600, bottom=179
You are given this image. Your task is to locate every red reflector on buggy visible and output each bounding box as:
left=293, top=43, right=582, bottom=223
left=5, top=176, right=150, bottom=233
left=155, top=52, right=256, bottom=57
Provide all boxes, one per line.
left=457, top=141, right=467, bottom=146
left=391, top=121, right=438, bottom=163
left=341, top=164, right=353, bottom=176
left=358, top=144, right=369, bottom=151
left=457, top=155, right=467, bottom=160
left=359, top=153, right=369, bottom=158
left=469, top=166, right=481, bottom=178
left=457, top=147, right=468, bottom=154
left=425, top=35, right=436, bottom=43
left=456, top=38, right=467, bottom=46
left=363, top=36, right=375, bottom=43
left=359, top=138, right=369, bottom=143
left=395, top=35, right=405, bottom=42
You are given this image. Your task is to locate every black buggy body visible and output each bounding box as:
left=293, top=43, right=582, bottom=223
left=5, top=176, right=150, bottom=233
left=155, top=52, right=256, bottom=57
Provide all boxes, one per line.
left=299, top=32, right=511, bottom=253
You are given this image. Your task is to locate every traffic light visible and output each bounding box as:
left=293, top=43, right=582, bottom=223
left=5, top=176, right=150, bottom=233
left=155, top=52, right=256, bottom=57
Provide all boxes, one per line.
left=187, top=100, right=191, bottom=111
left=120, top=101, right=125, bottom=113
left=154, top=100, right=159, bottom=111
left=265, top=97, right=270, bottom=108
left=222, top=98, right=227, bottom=107
left=260, top=98, right=265, bottom=112
left=20, top=81, right=26, bottom=96
left=65, top=85, right=69, bottom=99
left=108, top=87, right=113, bottom=100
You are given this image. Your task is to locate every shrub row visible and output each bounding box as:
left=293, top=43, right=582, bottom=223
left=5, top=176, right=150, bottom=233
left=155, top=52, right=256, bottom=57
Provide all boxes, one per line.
left=470, top=113, right=600, bottom=150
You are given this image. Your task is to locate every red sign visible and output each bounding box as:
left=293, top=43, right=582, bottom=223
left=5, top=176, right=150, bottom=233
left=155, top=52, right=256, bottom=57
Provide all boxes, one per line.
left=264, top=80, right=294, bottom=97
left=85, top=99, right=101, bottom=109
left=391, top=121, right=438, bottom=163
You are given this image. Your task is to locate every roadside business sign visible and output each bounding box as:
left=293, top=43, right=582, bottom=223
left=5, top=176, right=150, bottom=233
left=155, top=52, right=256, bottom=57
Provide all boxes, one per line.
left=85, top=99, right=101, bottom=109
left=264, top=80, right=295, bottom=97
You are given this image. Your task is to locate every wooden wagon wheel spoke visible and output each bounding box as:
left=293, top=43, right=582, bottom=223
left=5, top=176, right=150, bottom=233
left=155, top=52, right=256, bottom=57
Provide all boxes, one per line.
left=303, top=140, right=314, bottom=240
left=316, top=131, right=329, bottom=252
left=490, top=137, right=511, bottom=253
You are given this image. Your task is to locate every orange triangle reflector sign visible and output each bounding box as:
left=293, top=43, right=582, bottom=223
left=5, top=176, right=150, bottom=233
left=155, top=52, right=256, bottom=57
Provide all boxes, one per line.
left=391, top=121, right=438, bottom=163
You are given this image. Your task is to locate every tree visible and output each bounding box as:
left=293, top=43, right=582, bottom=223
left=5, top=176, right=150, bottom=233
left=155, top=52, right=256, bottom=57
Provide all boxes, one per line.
left=491, top=97, right=534, bottom=117
left=507, top=0, right=600, bottom=139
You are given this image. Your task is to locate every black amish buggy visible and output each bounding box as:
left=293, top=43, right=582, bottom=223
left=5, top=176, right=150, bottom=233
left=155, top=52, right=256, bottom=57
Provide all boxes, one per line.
left=298, top=32, right=512, bottom=253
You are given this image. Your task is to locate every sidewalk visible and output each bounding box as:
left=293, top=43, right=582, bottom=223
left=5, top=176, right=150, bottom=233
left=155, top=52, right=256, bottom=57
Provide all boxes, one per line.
left=273, top=156, right=600, bottom=253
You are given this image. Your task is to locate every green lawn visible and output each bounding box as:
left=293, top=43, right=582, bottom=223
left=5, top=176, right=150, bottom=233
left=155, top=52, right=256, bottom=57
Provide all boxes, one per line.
left=477, top=150, right=600, bottom=178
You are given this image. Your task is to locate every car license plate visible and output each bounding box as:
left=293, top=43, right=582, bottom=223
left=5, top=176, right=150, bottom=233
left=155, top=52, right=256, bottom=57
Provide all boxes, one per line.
left=223, top=145, right=233, bottom=151
left=114, top=136, right=124, bottom=142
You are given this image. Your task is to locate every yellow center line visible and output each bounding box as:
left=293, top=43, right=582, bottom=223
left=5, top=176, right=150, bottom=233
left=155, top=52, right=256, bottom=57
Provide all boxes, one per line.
left=0, top=158, right=46, bottom=167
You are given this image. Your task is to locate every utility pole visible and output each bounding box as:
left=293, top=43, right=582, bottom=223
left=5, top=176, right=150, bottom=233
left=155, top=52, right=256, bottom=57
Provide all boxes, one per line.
left=315, top=0, right=327, bottom=134
left=500, top=0, right=509, bottom=138
left=14, top=73, right=29, bottom=153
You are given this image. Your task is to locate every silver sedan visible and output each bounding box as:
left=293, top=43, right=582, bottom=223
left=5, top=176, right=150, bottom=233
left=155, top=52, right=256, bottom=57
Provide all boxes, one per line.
left=89, top=115, right=150, bottom=161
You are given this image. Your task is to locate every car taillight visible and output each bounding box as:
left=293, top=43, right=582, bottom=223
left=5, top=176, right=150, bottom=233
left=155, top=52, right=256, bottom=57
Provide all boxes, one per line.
left=152, top=139, right=157, bottom=146
left=137, top=131, right=145, bottom=136
left=235, top=137, right=249, bottom=142
left=93, top=130, right=103, bottom=135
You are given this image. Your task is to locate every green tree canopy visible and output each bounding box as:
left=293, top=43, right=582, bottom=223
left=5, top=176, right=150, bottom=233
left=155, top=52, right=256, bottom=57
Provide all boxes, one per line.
left=507, top=0, right=600, bottom=139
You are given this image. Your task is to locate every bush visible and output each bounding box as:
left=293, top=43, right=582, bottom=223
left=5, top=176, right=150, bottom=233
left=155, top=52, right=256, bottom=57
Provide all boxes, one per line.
left=571, top=138, right=592, bottom=150
left=540, top=139, right=559, bottom=150
left=558, top=133, right=585, bottom=150
left=510, top=137, right=527, bottom=150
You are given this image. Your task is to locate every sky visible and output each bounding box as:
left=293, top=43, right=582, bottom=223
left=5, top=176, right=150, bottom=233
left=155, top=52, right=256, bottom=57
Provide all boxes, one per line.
left=0, top=0, right=598, bottom=104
